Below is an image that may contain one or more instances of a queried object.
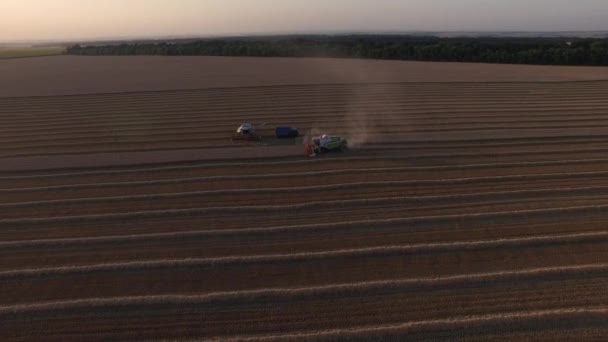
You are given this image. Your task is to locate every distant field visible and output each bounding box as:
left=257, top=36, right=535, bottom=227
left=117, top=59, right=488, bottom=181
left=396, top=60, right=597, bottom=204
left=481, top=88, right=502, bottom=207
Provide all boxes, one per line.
left=2, top=55, right=608, bottom=97
left=0, top=46, right=64, bottom=59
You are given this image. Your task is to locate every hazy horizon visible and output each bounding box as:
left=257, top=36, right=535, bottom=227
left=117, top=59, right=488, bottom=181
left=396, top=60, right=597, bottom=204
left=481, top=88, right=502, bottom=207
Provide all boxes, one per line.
left=2, top=0, right=608, bottom=42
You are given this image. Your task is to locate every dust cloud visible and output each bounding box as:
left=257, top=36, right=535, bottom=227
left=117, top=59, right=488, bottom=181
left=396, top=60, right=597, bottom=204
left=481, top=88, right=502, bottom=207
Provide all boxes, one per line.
left=301, top=59, right=412, bottom=148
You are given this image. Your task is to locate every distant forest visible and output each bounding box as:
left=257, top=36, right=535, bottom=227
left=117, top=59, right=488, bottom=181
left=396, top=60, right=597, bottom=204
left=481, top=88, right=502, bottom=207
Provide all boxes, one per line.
left=67, top=35, right=608, bottom=66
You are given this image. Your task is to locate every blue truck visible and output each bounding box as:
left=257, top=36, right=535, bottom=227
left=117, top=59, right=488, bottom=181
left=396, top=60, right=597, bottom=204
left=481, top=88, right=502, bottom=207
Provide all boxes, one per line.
left=275, top=127, right=299, bottom=138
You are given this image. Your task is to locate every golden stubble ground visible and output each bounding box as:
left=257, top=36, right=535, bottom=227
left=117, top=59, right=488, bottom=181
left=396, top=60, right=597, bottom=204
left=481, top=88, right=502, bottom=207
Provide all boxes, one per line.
left=1, top=56, right=608, bottom=340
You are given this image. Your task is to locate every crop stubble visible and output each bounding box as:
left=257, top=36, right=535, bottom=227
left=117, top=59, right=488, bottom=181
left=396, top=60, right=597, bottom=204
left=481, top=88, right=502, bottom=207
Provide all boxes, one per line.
left=1, top=56, right=608, bottom=340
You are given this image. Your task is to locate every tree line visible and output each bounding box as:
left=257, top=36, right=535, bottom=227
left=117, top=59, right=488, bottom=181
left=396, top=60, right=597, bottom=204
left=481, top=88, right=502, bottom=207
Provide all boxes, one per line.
left=66, top=35, right=608, bottom=66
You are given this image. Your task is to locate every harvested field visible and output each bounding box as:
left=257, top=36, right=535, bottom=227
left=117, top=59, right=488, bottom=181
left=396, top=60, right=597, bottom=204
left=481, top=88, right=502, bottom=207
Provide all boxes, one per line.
left=3, top=55, right=608, bottom=97
left=1, top=56, right=608, bottom=340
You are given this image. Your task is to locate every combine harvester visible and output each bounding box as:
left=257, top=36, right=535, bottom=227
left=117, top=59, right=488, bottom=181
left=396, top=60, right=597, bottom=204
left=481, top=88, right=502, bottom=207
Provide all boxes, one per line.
left=305, top=134, right=348, bottom=157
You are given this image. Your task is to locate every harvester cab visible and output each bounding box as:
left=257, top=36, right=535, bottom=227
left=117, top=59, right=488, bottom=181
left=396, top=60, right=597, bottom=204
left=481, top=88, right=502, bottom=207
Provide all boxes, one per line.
left=319, top=135, right=332, bottom=148
left=237, top=123, right=255, bottom=134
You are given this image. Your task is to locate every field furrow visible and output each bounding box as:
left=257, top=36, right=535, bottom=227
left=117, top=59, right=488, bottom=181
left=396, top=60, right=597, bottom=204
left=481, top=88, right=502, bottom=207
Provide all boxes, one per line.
left=2, top=59, right=608, bottom=340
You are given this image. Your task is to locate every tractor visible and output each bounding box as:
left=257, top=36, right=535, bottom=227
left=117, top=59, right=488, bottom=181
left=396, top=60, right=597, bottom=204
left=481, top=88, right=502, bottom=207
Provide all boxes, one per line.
left=232, top=123, right=262, bottom=141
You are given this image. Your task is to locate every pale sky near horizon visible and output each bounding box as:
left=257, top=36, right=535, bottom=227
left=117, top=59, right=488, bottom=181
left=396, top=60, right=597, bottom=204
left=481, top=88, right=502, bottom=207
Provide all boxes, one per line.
left=1, top=0, right=607, bottom=42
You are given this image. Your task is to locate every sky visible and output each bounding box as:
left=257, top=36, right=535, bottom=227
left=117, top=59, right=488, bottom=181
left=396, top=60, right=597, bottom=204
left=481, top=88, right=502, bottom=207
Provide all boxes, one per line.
left=1, top=0, right=607, bottom=42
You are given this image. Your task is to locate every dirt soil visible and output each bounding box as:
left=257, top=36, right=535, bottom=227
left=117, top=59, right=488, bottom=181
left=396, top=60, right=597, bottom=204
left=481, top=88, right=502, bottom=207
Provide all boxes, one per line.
left=1, top=57, right=608, bottom=340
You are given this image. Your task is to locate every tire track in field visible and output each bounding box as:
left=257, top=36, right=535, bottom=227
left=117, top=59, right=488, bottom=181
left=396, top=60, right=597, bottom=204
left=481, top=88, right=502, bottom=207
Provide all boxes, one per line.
left=4, top=115, right=608, bottom=147
left=1, top=241, right=606, bottom=305
left=1, top=232, right=604, bottom=279
left=3, top=111, right=608, bottom=143
left=3, top=138, right=608, bottom=166
left=3, top=203, right=608, bottom=238
left=3, top=80, right=606, bottom=106
left=6, top=114, right=608, bottom=145
left=4, top=101, right=608, bottom=131
left=4, top=81, right=607, bottom=112
left=245, top=307, right=608, bottom=341
left=5, top=131, right=608, bottom=160
left=5, top=100, right=608, bottom=127
left=4, top=161, right=608, bottom=192
left=3, top=185, right=608, bottom=220
left=1, top=264, right=606, bottom=315
left=4, top=95, right=608, bottom=123
left=4, top=91, right=608, bottom=125
left=2, top=141, right=608, bottom=178
left=2, top=220, right=606, bottom=272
